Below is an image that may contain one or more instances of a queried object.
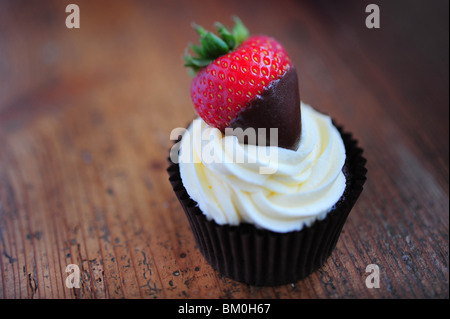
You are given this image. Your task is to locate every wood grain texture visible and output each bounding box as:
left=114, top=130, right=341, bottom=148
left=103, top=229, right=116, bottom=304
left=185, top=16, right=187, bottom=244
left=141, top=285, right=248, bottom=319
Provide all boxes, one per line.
left=0, top=0, right=448, bottom=299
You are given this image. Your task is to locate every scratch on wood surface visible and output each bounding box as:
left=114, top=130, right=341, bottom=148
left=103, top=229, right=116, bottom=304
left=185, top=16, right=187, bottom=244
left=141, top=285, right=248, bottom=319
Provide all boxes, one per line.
left=26, top=269, right=38, bottom=299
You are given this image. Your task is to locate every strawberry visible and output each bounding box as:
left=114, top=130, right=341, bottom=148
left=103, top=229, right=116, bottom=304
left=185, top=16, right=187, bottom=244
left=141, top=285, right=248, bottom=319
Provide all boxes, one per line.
left=184, top=17, right=301, bottom=150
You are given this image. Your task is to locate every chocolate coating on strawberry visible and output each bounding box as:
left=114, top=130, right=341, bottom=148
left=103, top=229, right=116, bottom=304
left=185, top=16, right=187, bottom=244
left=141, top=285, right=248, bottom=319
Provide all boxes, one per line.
left=185, top=17, right=301, bottom=150
left=229, top=67, right=301, bottom=150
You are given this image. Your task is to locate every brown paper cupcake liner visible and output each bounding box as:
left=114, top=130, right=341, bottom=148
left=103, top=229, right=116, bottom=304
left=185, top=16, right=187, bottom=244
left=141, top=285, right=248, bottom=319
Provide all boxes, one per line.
left=167, top=125, right=367, bottom=286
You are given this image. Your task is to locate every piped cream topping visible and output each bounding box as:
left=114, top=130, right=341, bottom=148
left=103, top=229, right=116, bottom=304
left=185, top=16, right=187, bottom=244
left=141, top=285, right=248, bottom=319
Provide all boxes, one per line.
left=178, top=103, right=346, bottom=233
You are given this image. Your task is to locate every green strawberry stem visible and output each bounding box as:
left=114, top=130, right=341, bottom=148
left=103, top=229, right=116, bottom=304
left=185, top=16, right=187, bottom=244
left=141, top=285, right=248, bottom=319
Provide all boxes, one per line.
left=184, top=16, right=249, bottom=73
left=232, top=16, right=249, bottom=46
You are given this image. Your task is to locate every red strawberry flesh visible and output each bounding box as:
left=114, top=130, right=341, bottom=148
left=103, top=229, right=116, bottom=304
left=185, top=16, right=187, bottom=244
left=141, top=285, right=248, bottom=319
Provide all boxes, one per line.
left=191, top=36, right=293, bottom=129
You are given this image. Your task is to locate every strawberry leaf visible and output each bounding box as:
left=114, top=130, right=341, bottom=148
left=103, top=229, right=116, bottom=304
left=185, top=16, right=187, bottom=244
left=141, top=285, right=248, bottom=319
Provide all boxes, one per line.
left=183, top=53, right=213, bottom=73
left=184, top=16, right=250, bottom=74
left=190, top=43, right=206, bottom=59
left=215, top=22, right=236, bottom=49
left=232, top=16, right=249, bottom=47
left=198, top=30, right=229, bottom=59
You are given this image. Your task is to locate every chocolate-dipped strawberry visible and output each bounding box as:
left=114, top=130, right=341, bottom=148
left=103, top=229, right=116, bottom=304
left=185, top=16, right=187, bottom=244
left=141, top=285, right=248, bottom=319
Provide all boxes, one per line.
left=184, top=17, right=301, bottom=150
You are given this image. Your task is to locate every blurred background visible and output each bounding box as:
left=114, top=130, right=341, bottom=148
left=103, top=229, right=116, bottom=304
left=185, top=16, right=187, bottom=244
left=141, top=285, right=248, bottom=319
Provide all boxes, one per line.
left=0, top=0, right=448, bottom=133
left=0, top=0, right=448, bottom=176
left=0, top=0, right=448, bottom=299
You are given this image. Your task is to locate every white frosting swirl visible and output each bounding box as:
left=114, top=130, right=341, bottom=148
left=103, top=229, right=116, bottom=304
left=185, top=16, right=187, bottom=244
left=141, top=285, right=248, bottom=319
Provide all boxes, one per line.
left=178, top=103, right=346, bottom=233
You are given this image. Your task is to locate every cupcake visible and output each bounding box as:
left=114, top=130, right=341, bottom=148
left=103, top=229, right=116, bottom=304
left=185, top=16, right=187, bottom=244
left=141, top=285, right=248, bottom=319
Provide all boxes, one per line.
left=168, top=17, right=367, bottom=286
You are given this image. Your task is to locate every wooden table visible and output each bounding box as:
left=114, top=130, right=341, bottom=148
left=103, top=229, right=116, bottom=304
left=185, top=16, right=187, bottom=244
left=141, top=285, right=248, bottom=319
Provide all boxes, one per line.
left=0, top=0, right=448, bottom=299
